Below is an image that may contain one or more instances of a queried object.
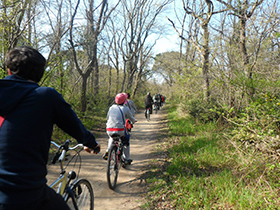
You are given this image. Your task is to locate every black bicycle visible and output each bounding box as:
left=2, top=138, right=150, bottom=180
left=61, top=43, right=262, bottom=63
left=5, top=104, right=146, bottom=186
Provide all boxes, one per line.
left=106, top=134, right=129, bottom=190
left=154, top=102, right=160, bottom=114
left=145, top=107, right=151, bottom=121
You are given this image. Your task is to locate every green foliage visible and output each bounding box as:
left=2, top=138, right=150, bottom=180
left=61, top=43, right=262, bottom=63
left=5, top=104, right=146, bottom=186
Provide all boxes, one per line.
left=51, top=105, right=107, bottom=143
left=215, top=93, right=280, bottom=155
left=50, top=88, right=108, bottom=141
left=181, top=98, right=220, bottom=123
left=0, top=69, right=7, bottom=79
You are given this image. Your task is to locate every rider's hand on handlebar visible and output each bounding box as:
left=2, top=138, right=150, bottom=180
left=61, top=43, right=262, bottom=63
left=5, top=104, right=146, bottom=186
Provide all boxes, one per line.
left=84, top=144, right=101, bottom=154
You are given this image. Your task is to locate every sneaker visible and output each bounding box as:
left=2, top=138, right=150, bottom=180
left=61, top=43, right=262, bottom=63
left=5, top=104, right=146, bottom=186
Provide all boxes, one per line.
left=102, top=151, right=108, bottom=160
left=124, top=159, right=133, bottom=165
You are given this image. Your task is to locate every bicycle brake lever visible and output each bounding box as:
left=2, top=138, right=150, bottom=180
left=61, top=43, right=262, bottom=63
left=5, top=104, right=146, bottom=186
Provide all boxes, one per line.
left=51, top=151, right=60, bottom=164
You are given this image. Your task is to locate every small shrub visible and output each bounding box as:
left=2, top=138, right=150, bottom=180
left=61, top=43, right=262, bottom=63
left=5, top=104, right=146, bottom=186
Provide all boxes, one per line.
left=182, top=98, right=220, bottom=123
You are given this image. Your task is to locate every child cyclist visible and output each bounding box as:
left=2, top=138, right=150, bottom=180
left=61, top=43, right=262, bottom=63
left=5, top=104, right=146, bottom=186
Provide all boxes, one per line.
left=103, top=93, right=136, bottom=165
left=125, top=92, right=138, bottom=116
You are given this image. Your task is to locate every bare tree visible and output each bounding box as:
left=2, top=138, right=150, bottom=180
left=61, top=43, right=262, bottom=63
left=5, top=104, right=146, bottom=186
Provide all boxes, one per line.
left=216, top=0, right=264, bottom=97
left=68, top=0, right=120, bottom=112
left=104, top=16, right=123, bottom=95
left=168, top=0, right=215, bottom=101
left=1, top=0, right=37, bottom=49
left=39, top=0, right=70, bottom=92
left=118, top=0, right=171, bottom=93
left=0, top=0, right=38, bottom=73
left=168, top=0, right=231, bottom=101
left=131, top=42, right=155, bottom=97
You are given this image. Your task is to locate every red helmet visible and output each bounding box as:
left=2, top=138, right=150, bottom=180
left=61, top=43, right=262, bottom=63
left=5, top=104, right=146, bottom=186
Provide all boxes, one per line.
left=122, top=93, right=128, bottom=98
left=115, top=93, right=127, bottom=104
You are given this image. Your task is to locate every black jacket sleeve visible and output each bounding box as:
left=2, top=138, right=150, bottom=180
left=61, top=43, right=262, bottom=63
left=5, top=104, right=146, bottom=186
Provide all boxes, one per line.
left=49, top=88, right=98, bottom=149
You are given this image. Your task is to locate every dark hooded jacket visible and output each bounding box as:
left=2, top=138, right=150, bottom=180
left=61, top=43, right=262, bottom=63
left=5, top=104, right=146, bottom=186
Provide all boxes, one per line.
left=0, top=74, right=98, bottom=204
left=145, top=94, right=153, bottom=106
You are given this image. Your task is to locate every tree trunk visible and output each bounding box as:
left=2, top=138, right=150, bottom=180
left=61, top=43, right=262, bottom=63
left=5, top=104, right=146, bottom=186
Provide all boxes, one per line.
left=81, top=74, right=88, bottom=112
left=93, top=42, right=99, bottom=96
left=108, top=53, right=112, bottom=98
left=202, top=23, right=210, bottom=101
left=240, top=16, right=254, bottom=97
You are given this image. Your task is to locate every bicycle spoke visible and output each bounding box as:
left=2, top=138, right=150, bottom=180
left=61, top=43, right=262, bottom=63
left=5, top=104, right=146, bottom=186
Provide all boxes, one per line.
left=67, top=179, right=94, bottom=210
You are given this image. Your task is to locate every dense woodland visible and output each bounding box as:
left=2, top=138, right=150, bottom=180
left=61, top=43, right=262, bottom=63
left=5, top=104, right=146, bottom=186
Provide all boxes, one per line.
left=2, top=1, right=280, bottom=208
left=1, top=0, right=280, bottom=151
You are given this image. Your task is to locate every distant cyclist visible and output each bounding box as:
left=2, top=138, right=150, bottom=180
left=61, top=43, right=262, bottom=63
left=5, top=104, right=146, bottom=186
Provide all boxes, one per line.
left=161, top=95, right=165, bottom=106
left=153, top=93, right=161, bottom=111
left=125, top=92, right=138, bottom=116
left=145, top=92, right=153, bottom=119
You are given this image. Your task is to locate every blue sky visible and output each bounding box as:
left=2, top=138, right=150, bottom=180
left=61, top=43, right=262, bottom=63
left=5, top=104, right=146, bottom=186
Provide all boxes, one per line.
left=152, top=0, right=182, bottom=54
left=153, top=35, right=180, bottom=54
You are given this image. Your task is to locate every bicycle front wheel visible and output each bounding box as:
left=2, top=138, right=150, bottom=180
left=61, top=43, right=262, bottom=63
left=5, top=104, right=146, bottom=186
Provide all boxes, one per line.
left=66, top=179, right=94, bottom=210
left=107, top=147, right=119, bottom=190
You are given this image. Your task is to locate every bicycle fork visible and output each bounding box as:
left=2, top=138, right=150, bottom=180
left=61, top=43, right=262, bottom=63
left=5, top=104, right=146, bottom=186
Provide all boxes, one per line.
left=116, top=146, right=121, bottom=169
left=65, top=187, right=79, bottom=210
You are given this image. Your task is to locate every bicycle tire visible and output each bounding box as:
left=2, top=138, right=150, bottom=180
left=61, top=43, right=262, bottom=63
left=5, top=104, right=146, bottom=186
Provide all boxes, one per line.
left=147, top=109, right=150, bottom=121
left=66, top=179, right=94, bottom=210
left=107, top=147, right=119, bottom=190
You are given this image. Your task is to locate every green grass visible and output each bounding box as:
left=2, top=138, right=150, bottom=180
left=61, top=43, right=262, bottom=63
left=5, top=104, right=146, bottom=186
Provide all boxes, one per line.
left=143, top=104, right=280, bottom=209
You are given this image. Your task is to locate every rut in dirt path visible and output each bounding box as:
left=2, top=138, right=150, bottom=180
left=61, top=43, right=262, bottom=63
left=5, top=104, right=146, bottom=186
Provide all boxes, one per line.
left=47, top=107, right=167, bottom=210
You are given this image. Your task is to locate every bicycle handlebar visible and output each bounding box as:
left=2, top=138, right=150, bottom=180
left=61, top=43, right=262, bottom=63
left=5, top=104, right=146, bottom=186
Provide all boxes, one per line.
left=51, top=140, right=85, bottom=150
left=51, top=140, right=84, bottom=164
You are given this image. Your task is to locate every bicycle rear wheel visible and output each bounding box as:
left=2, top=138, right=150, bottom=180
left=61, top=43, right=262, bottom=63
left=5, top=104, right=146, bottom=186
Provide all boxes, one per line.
left=66, top=179, right=94, bottom=210
left=147, top=109, right=150, bottom=121
left=107, top=147, right=119, bottom=190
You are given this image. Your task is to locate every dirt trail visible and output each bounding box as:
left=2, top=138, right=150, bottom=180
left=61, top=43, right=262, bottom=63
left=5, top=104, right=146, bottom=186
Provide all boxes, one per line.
left=47, top=107, right=166, bottom=210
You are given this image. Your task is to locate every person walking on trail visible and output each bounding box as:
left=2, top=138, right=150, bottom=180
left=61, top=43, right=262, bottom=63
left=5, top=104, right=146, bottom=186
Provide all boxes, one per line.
left=125, top=92, right=138, bottom=116
left=145, top=92, right=153, bottom=119
left=0, top=46, right=100, bottom=210
left=103, top=93, right=136, bottom=165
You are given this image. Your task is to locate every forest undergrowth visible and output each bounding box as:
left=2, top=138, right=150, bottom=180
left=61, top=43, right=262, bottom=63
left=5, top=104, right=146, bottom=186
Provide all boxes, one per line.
left=142, top=103, right=280, bottom=209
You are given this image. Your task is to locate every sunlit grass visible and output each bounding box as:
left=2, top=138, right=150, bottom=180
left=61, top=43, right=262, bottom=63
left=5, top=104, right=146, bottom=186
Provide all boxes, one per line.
left=143, top=104, right=280, bottom=209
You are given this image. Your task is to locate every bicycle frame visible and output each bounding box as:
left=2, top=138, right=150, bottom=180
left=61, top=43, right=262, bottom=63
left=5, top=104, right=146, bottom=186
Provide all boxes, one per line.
left=49, top=142, right=68, bottom=195
left=49, top=140, right=94, bottom=210
left=49, top=171, right=68, bottom=196
left=113, top=136, right=123, bottom=165
left=49, top=141, right=82, bottom=201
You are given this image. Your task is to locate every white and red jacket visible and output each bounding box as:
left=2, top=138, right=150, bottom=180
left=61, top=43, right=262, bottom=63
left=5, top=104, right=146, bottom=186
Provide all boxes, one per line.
left=125, top=99, right=137, bottom=116
left=106, top=104, right=135, bottom=135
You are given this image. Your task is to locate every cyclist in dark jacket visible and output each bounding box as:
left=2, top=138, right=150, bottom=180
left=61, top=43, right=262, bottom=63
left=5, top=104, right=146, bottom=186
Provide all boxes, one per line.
left=144, top=92, right=153, bottom=119
left=0, top=46, right=100, bottom=210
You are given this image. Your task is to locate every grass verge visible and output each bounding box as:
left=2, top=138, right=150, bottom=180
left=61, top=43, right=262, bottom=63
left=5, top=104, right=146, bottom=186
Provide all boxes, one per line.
left=142, top=104, right=280, bottom=209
